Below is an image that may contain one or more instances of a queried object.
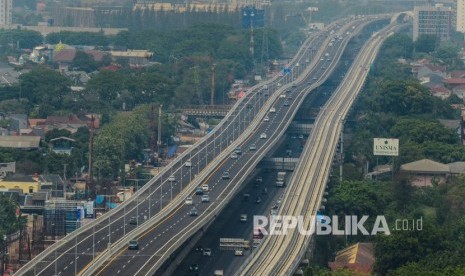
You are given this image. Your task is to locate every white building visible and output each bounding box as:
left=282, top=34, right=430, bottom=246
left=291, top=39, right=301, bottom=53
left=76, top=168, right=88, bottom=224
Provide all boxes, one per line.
left=458, top=0, right=465, bottom=33
left=413, top=4, right=453, bottom=41
left=0, top=0, right=12, bottom=25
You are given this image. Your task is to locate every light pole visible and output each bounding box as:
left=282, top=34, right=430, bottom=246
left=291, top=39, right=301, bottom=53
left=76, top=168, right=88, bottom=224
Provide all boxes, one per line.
left=2, top=235, right=6, bottom=276
left=74, top=221, right=78, bottom=275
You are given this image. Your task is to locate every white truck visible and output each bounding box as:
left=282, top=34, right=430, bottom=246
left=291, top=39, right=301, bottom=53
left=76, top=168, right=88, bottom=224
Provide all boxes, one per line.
left=276, top=171, right=286, bottom=187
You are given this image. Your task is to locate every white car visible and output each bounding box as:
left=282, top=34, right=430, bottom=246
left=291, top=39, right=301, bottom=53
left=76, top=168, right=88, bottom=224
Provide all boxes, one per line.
left=231, top=152, right=238, bottom=159
left=260, top=133, right=267, bottom=139
left=201, top=195, right=210, bottom=203
left=279, top=94, right=286, bottom=98
left=168, top=175, right=176, bottom=182
left=185, top=197, right=193, bottom=205
left=185, top=160, right=192, bottom=167
left=201, top=184, right=209, bottom=192
left=264, top=116, right=270, bottom=122
left=277, top=82, right=282, bottom=87
left=234, top=249, right=244, bottom=256
left=269, top=107, right=276, bottom=113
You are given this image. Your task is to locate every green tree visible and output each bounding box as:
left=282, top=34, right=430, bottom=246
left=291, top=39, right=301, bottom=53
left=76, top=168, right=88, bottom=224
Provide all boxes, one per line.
left=415, top=34, right=437, bottom=53
left=0, top=195, right=22, bottom=237
left=19, top=67, right=71, bottom=114
left=70, top=51, right=98, bottom=73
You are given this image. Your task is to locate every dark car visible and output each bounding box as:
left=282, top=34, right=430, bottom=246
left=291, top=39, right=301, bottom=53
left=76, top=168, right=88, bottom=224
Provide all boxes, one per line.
left=129, top=217, right=137, bottom=225
left=195, top=188, right=204, bottom=195
left=128, top=240, right=139, bottom=250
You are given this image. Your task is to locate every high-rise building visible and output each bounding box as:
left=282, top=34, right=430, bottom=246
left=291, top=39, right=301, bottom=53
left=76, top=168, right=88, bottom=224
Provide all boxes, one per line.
left=413, top=4, right=453, bottom=41
left=0, top=0, right=12, bottom=25
left=458, top=0, right=465, bottom=33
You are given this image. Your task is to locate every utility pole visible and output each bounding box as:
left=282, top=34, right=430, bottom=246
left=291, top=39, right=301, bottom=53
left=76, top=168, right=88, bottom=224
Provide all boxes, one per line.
left=150, top=105, right=156, bottom=165
left=157, top=105, right=162, bottom=157
left=211, top=64, right=215, bottom=107
left=87, top=115, right=95, bottom=199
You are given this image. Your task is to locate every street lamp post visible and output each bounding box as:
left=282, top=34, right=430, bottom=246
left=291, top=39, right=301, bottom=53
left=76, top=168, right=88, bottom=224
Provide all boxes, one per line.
left=2, top=235, right=6, bottom=276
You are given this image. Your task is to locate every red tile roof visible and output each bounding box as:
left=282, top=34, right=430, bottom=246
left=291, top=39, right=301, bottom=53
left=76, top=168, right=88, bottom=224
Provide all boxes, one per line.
left=101, top=65, right=121, bottom=72
left=431, top=86, right=450, bottom=94
left=450, top=70, right=465, bottom=78
left=54, top=49, right=104, bottom=63
left=444, top=78, right=465, bottom=85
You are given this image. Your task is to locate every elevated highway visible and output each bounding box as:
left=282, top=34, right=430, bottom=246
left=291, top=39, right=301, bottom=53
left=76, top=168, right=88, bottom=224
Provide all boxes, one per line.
left=81, top=16, right=390, bottom=276
left=15, top=14, right=392, bottom=276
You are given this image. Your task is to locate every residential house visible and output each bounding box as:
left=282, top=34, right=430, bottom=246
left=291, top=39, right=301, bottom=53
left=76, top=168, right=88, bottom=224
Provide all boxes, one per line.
left=39, top=174, right=65, bottom=198
left=449, top=70, right=465, bottom=78
left=0, top=174, right=40, bottom=194
left=430, top=85, right=451, bottom=99
left=447, top=162, right=465, bottom=175
left=43, top=114, right=99, bottom=133
left=0, top=135, right=41, bottom=149
left=3, top=113, right=28, bottom=134
left=415, top=63, right=446, bottom=79
left=452, top=84, right=465, bottom=99
left=328, top=243, right=375, bottom=274
left=54, top=49, right=104, bottom=70
left=443, top=78, right=465, bottom=91
left=0, top=162, right=15, bottom=178
left=400, top=159, right=450, bottom=187
left=49, top=136, right=75, bottom=155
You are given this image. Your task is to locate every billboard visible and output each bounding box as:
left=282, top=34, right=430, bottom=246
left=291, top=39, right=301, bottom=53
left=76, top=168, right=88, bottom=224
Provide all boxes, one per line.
left=84, top=201, right=94, bottom=218
left=373, top=138, right=399, bottom=156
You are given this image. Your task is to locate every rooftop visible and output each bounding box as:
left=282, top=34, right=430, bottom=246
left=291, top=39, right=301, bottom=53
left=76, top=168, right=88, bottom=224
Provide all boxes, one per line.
left=401, top=159, right=450, bottom=174
left=0, top=135, right=41, bottom=149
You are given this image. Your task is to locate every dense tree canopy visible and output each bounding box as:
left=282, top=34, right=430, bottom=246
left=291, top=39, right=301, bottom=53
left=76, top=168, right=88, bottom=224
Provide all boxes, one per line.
left=18, top=67, right=71, bottom=116
left=0, top=195, right=22, bottom=237
left=0, top=29, right=43, bottom=50
left=45, top=31, right=109, bottom=46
